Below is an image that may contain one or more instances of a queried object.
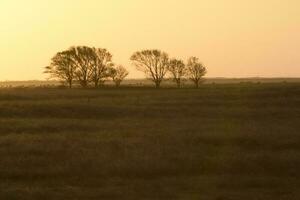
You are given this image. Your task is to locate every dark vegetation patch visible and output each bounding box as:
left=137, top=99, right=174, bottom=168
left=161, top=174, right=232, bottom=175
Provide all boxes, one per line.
left=0, top=83, right=299, bottom=199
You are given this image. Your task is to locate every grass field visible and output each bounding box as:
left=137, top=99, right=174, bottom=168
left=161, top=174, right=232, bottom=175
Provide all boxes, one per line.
left=0, top=83, right=300, bottom=199
left=1, top=77, right=300, bottom=88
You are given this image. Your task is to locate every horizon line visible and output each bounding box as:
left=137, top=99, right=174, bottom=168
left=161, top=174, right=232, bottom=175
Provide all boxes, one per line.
left=1, top=77, right=300, bottom=82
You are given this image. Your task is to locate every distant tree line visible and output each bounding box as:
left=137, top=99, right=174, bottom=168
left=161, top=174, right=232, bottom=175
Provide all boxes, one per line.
left=45, top=46, right=206, bottom=88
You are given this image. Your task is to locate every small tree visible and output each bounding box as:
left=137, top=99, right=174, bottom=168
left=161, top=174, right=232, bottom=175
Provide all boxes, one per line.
left=44, top=51, right=77, bottom=88
left=131, top=49, right=169, bottom=88
left=110, top=65, right=129, bottom=87
left=168, top=59, right=186, bottom=88
left=186, top=57, right=207, bottom=88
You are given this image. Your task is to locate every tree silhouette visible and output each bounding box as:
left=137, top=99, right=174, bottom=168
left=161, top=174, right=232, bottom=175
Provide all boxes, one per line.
left=90, top=48, right=114, bottom=87
left=110, top=65, right=129, bottom=87
left=186, top=57, right=207, bottom=88
left=45, top=47, right=208, bottom=89
left=45, top=51, right=77, bottom=88
left=46, top=46, right=114, bottom=88
left=168, top=59, right=186, bottom=88
left=131, top=50, right=169, bottom=88
left=68, top=46, right=94, bottom=88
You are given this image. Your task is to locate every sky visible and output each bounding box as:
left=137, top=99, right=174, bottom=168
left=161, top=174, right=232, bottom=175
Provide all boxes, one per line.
left=0, top=0, right=299, bottom=80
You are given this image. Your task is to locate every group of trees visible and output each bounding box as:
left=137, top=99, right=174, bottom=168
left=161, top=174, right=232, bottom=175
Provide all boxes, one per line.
left=45, top=46, right=128, bottom=88
left=45, top=47, right=207, bottom=88
left=131, top=50, right=207, bottom=88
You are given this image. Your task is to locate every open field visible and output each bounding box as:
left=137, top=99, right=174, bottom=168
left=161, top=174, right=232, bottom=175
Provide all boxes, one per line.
left=0, top=83, right=300, bottom=199
left=1, top=78, right=300, bottom=88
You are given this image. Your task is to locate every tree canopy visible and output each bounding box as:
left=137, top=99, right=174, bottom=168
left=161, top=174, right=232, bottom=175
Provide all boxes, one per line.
left=45, top=46, right=115, bottom=88
left=110, top=65, right=129, bottom=87
left=45, top=47, right=207, bottom=88
left=168, top=59, right=186, bottom=88
left=131, top=50, right=169, bottom=88
left=186, top=57, right=207, bottom=88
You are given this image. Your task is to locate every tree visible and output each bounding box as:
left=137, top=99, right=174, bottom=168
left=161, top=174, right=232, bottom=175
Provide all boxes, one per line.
left=90, top=48, right=114, bottom=87
left=109, top=65, right=129, bottom=87
left=44, top=51, right=77, bottom=88
left=131, top=49, right=169, bottom=88
left=69, top=46, right=95, bottom=88
left=168, top=59, right=186, bottom=88
left=186, top=57, right=207, bottom=88
left=45, top=46, right=114, bottom=88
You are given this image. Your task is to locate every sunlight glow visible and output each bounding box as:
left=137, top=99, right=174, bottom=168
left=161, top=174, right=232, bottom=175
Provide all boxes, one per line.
left=0, top=0, right=300, bottom=80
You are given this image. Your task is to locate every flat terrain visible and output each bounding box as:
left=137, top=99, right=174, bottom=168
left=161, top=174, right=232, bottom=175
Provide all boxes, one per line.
left=1, top=77, right=300, bottom=88
left=0, top=83, right=300, bottom=199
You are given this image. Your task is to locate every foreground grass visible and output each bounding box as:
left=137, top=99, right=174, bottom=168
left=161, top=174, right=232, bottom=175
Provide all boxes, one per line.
left=0, top=83, right=300, bottom=199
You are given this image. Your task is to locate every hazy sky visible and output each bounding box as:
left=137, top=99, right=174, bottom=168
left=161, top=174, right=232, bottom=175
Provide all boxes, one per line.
left=0, top=0, right=299, bottom=80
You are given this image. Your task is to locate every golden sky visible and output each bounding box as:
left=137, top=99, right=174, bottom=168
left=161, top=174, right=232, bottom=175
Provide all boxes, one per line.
left=0, top=0, right=299, bottom=80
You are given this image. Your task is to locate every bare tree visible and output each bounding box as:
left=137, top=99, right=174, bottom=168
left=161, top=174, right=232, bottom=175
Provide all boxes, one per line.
left=110, top=65, right=129, bottom=87
left=186, top=57, right=207, bottom=88
left=44, top=51, right=76, bottom=88
left=168, top=59, right=186, bottom=88
left=57, top=46, right=93, bottom=87
left=69, top=46, right=95, bottom=88
left=131, top=50, right=169, bottom=88
left=90, top=48, right=114, bottom=87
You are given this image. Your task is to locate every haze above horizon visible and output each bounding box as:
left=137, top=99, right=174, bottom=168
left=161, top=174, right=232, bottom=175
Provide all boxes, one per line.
left=0, top=0, right=299, bottom=80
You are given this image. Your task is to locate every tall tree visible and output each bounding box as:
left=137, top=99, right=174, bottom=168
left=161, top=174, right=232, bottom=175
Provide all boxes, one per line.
left=168, top=59, right=186, bottom=88
left=186, top=57, right=207, bottom=88
left=109, top=65, right=129, bottom=87
left=44, top=51, right=76, bottom=88
left=90, top=48, right=113, bottom=87
left=131, top=50, right=169, bottom=88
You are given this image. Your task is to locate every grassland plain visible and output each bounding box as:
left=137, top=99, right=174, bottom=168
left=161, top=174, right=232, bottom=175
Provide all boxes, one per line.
left=0, top=83, right=300, bottom=200
left=1, top=78, right=300, bottom=88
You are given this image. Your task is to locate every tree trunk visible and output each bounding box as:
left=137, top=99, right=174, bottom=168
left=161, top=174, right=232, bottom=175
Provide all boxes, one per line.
left=115, top=81, right=121, bottom=88
left=94, top=80, right=99, bottom=88
left=176, top=79, right=181, bottom=88
left=81, top=79, right=88, bottom=88
left=68, top=81, right=72, bottom=89
left=155, top=81, right=161, bottom=89
left=195, top=81, right=199, bottom=88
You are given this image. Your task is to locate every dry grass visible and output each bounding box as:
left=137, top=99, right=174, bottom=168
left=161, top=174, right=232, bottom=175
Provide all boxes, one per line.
left=0, top=83, right=300, bottom=199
